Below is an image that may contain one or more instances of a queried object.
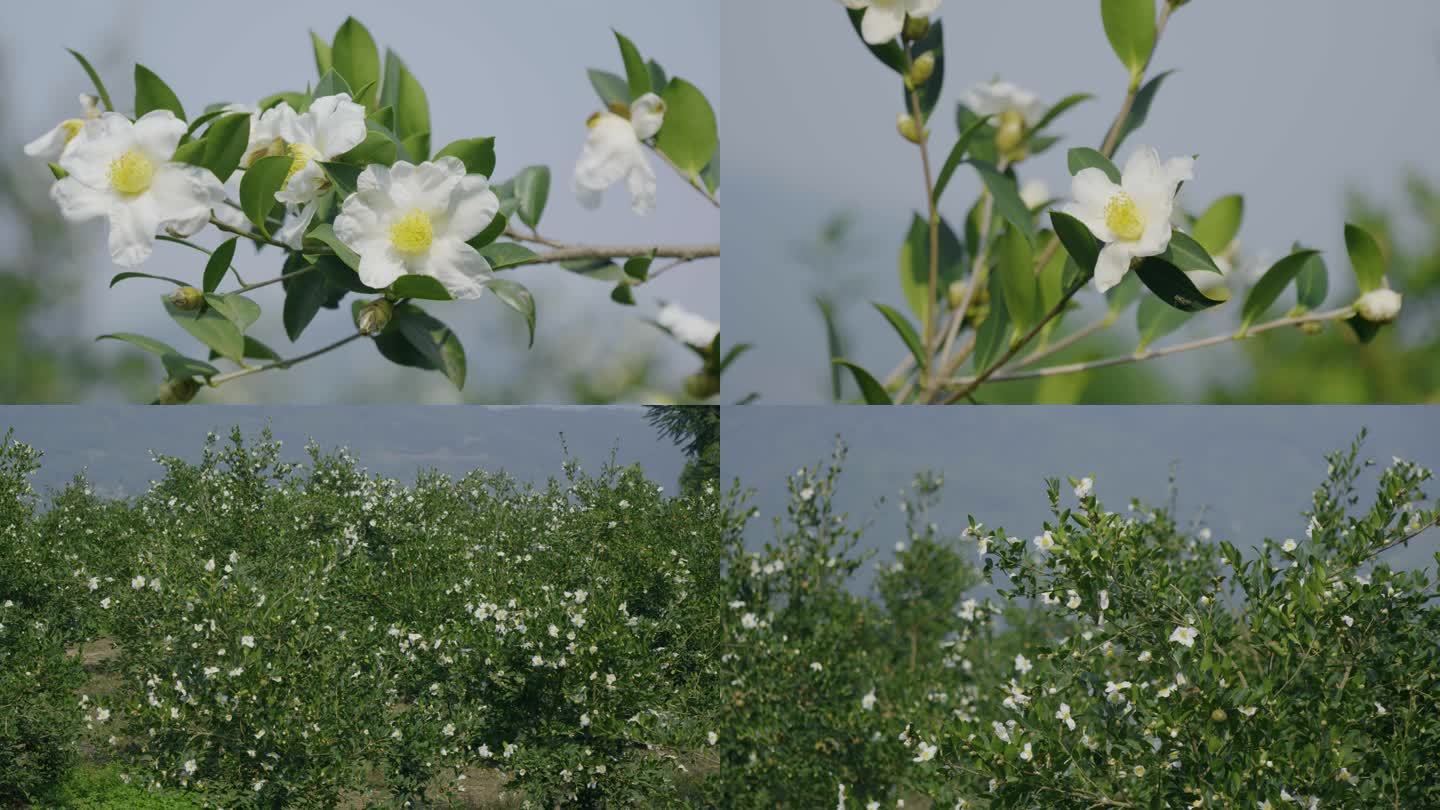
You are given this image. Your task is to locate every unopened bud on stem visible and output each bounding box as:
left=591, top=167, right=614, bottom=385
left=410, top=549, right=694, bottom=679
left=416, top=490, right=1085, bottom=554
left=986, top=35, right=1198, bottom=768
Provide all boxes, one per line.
left=684, top=372, right=720, bottom=400
left=358, top=298, right=394, bottom=336
left=896, top=113, right=925, bottom=145
left=169, top=285, right=204, bottom=311
left=994, top=110, right=1029, bottom=161
left=1355, top=287, right=1402, bottom=324
left=902, top=15, right=931, bottom=42
left=906, top=52, right=936, bottom=88
left=157, top=377, right=200, bottom=405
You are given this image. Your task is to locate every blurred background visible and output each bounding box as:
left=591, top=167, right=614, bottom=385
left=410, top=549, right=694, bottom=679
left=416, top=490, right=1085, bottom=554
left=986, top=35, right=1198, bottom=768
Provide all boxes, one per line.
left=1, top=0, right=719, bottom=403
left=722, top=406, right=1440, bottom=593
left=722, top=0, right=1440, bottom=403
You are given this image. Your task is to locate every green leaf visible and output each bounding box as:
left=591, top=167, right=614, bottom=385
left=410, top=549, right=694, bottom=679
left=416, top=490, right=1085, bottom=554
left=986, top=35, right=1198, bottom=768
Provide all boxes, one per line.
left=1344, top=223, right=1385, bottom=292
left=331, top=17, right=380, bottom=107
left=304, top=223, right=361, bottom=270
left=972, top=270, right=1012, bottom=373
left=202, top=238, right=238, bottom=294
left=482, top=279, right=537, bottom=348
left=283, top=268, right=330, bottom=342
left=844, top=9, right=906, bottom=73
left=1107, top=271, right=1142, bottom=314
left=873, top=303, right=927, bottom=373
left=613, top=31, right=651, bottom=99
left=1165, top=230, right=1224, bottom=276
left=390, top=275, right=452, bottom=301
left=970, top=161, right=1036, bottom=246
left=559, top=258, right=626, bottom=282
left=109, top=271, right=188, bottom=288
left=475, top=242, right=539, bottom=271
left=1067, top=147, right=1121, bottom=183
left=898, top=213, right=966, bottom=327
left=434, top=137, right=497, bottom=177
left=513, top=165, right=551, bottom=230
left=624, top=252, right=655, bottom=282
left=702, top=149, right=721, bottom=194
left=134, top=64, right=185, bottom=120
left=1134, top=256, right=1228, bottom=312
left=818, top=299, right=845, bottom=400
left=239, top=155, right=291, bottom=236
left=933, top=114, right=993, bottom=204
left=171, top=138, right=207, bottom=167
left=1101, top=0, right=1157, bottom=76
left=67, top=49, right=114, bottom=111
left=587, top=69, right=630, bottom=107
left=1028, top=93, right=1094, bottom=136
left=1192, top=195, right=1244, bottom=256
left=833, top=360, right=893, bottom=404
left=655, top=78, right=719, bottom=178
left=164, top=297, right=244, bottom=362
left=998, top=226, right=1039, bottom=332
left=381, top=49, right=430, bottom=160
left=199, top=113, right=250, bottom=183
left=1050, top=211, right=1101, bottom=278
left=1240, top=250, right=1321, bottom=331
left=339, top=127, right=398, bottom=167
left=1112, top=70, right=1174, bottom=153
left=309, top=31, right=333, bottom=77
left=203, top=293, right=261, bottom=333
left=1295, top=250, right=1329, bottom=310
left=393, top=304, right=466, bottom=389
left=468, top=213, right=509, bottom=251
left=611, top=282, right=636, bottom=306
left=97, top=332, right=181, bottom=357
left=318, top=161, right=362, bottom=195
left=48, top=162, right=67, bottom=180
left=1136, top=293, right=1192, bottom=350
left=905, top=20, right=945, bottom=122
left=313, top=68, right=353, bottom=101
left=162, top=353, right=222, bottom=379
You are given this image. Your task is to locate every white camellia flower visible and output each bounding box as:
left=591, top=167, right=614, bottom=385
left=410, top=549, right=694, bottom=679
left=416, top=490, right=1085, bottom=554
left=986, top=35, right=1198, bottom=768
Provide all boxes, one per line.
left=25, top=94, right=102, bottom=162
left=913, top=741, right=938, bottom=762
left=52, top=111, right=224, bottom=267
left=657, top=303, right=720, bottom=349
left=333, top=157, right=500, bottom=299
left=1055, top=703, right=1075, bottom=730
left=1019, top=742, right=1033, bottom=761
left=1062, top=146, right=1196, bottom=293
left=1281, top=538, right=1298, bottom=553
left=861, top=689, right=877, bottom=710
left=1355, top=287, right=1402, bottom=323
left=243, top=95, right=367, bottom=248
left=574, top=93, right=665, bottom=215
left=835, top=0, right=941, bottom=45
left=1169, top=625, right=1199, bottom=648
left=1014, top=653, right=1032, bottom=674
left=1074, top=477, right=1094, bottom=498
left=1033, top=531, right=1056, bottom=553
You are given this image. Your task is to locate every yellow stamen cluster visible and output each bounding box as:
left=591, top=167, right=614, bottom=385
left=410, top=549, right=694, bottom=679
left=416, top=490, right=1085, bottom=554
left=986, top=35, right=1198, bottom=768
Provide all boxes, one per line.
left=1104, top=192, right=1145, bottom=242
left=108, top=150, right=155, bottom=195
left=389, top=210, right=434, bottom=254
left=286, top=142, right=323, bottom=184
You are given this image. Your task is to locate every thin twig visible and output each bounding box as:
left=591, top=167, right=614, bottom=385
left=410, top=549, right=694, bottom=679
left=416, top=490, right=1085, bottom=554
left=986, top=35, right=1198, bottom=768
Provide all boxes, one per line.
left=1017, top=312, right=1117, bottom=369
left=646, top=145, right=720, bottom=209
left=209, top=216, right=290, bottom=250
left=207, top=331, right=369, bottom=387
left=903, top=47, right=942, bottom=385
left=944, top=307, right=1355, bottom=388
left=157, top=235, right=248, bottom=287
left=507, top=243, right=720, bottom=268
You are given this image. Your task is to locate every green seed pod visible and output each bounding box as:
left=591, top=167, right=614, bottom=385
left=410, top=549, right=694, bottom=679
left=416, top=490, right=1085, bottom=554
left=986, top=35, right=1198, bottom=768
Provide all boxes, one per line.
left=902, top=15, right=931, bottom=42
left=169, top=285, right=204, bottom=311
left=358, top=298, right=394, bottom=336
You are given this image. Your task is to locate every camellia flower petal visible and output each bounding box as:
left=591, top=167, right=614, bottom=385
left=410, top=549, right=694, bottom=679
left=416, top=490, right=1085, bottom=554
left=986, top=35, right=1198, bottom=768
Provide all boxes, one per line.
left=1169, top=625, right=1199, bottom=648
left=574, top=93, right=666, bottom=215
left=52, top=111, right=225, bottom=267
left=836, top=0, right=942, bottom=45
left=333, top=156, right=500, bottom=300
left=24, top=94, right=102, bottom=163
left=962, top=80, right=1047, bottom=129
left=1062, top=145, right=1195, bottom=293
left=1355, top=287, right=1402, bottom=323
left=657, top=303, right=719, bottom=349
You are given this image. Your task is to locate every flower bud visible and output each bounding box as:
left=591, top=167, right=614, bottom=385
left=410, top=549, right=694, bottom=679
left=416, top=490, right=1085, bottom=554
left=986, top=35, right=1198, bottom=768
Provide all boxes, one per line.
left=169, top=286, right=204, bottom=311
left=157, top=377, right=200, bottom=405
left=896, top=113, right=925, bottom=145
left=1298, top=320, right=1325, bottom=336
left=994, top=110, right=1028, bottom=161
left=902, top=15, right=931, bottom=42
left=684, top=372, right=720, bottom=400
left=1355, top=288, right=1402, bottom=323
left=1210, top=708, right=1228, bottom=723
left=906, top=52, right=937, bottom=88
left=358, top=298, right=394, bottom=336
left=946, top=280, right=968, bottom=310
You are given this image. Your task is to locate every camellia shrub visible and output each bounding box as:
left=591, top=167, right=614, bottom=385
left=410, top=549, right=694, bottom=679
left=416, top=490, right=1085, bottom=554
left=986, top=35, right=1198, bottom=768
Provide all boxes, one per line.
left=718, top=432, right=1440, bottom=808
left=23, top=17, right=724, bottom=402
left=1, top=427, right=720, bottom=807
left=815, top=0, right=1407, bottom=404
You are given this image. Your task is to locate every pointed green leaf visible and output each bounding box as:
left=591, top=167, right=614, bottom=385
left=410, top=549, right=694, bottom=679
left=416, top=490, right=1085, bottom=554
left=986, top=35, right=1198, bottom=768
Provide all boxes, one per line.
left=624, top=252, right=655, bottom=282
left=1165, top=230, right=1224, bottom=276
left=587, top=69, right=629, bottom=107
left=970, top=161, right=1035, bottom=246
left=304, top=223, right=361, bottom=270
left=482, top=279, right=537, bottom=348
left=933, top=114, right=993, bottom=205
left=109, top=272, right=188, bottom=288
left=1050, top=211, right=1101, bottom=278
left=655, top=78, right=718, bottom=177
left=844, top=9, right=906, bottom=73
left=393, top=304, right=466, bottom=389
left=202, top=237, right=238, bottom=294
left=1067, top=147, right=1121, bottom=183
left=68, top=49, right=113, bottom=111
left=434, top=137, right=496, bottom=177
left=331, top=17, right=380, bottom=107
left=1112, top=70, right=1174, bottom=153
left=97, top=332, right=181, bottom=356
left=313, top=68, right=353, bottom=101
left=310, top=31, right=333, bottom=77
left=164, top=297, right=244, bottom=362
left=873, top=302, right=927, bottom=373
left=239, top=155, right=291, bottom=236
left=1240, top=250, right=1321, bottom=331
left=1101, top=0, right=1157, bottom=76
left=513, top=165, right=552, bottom=230
left=1028, top=93, right=1094, bottom=136
left=1295, top=250, right=1329, bottom=310
left=476, top=242, right=539, bottom=271
left=1136, top=293, right=1192, bottom=349
left=898, top=213, right=966, bottom=327
left=613, top=31, right=651, bottom=99
left=1134, top=256, right=1228, bottom=312
left=134, top=64, right=185, bottom=120
left=998, top=226, right=1039, bottom=332
left=611, top=282, right=636, bottom=306
left=972, top=269, right=1012, bottom=372
left=1344, top=223, right=1385, bottom=292
left=833, top=360, right=893, bottom=405
left=203, top=293, right=261, bottom=333
left=1192, top=195, right=1244, bottom=256
left=381, top=49, right=430, bottom=160
left=390, top=275, right=452, bottom=301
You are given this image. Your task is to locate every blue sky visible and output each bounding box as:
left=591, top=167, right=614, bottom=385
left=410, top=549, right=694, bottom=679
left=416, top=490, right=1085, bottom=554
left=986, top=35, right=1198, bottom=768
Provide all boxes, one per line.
left=723, top=407, right=1440, bottom=590
left=0, top=405, right=689, bottom=498
left=2, top=0, right=719, bottom=403
left=721, top=0, right=1440, bottom=401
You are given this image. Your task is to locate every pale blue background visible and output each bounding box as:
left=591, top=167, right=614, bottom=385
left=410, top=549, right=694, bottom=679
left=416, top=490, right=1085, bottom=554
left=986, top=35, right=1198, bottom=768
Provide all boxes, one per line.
left=1, top=0, right=719, bottom=403
left=721, top=1, right=1440, bottom=401
left=0, top=405, right=688, bottom=499
left=723, top=407, right=1440, bottom=589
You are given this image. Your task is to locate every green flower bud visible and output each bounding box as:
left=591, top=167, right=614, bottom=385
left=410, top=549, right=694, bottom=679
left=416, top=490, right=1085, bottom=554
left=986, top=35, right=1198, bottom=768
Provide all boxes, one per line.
left=902, top=15, right=931, bottom=42
left=906, top=52, right=937, bottom=88
left=157, top=377, right=200, bottom=405
left=684, top=372, right=720, bottom=400
left=946, top=280, right=968, bottom=310
left=896, top=113, right=925, bottom=145
left=169, top=286, right=204, bottom=311
left=1210, top=708, right=1228, bottom=723
left=1298, top=320, right=1325, bottom=336
left=358, top=298, right=394, bottom=336
left=994, top=110, right=1029, bottom=162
